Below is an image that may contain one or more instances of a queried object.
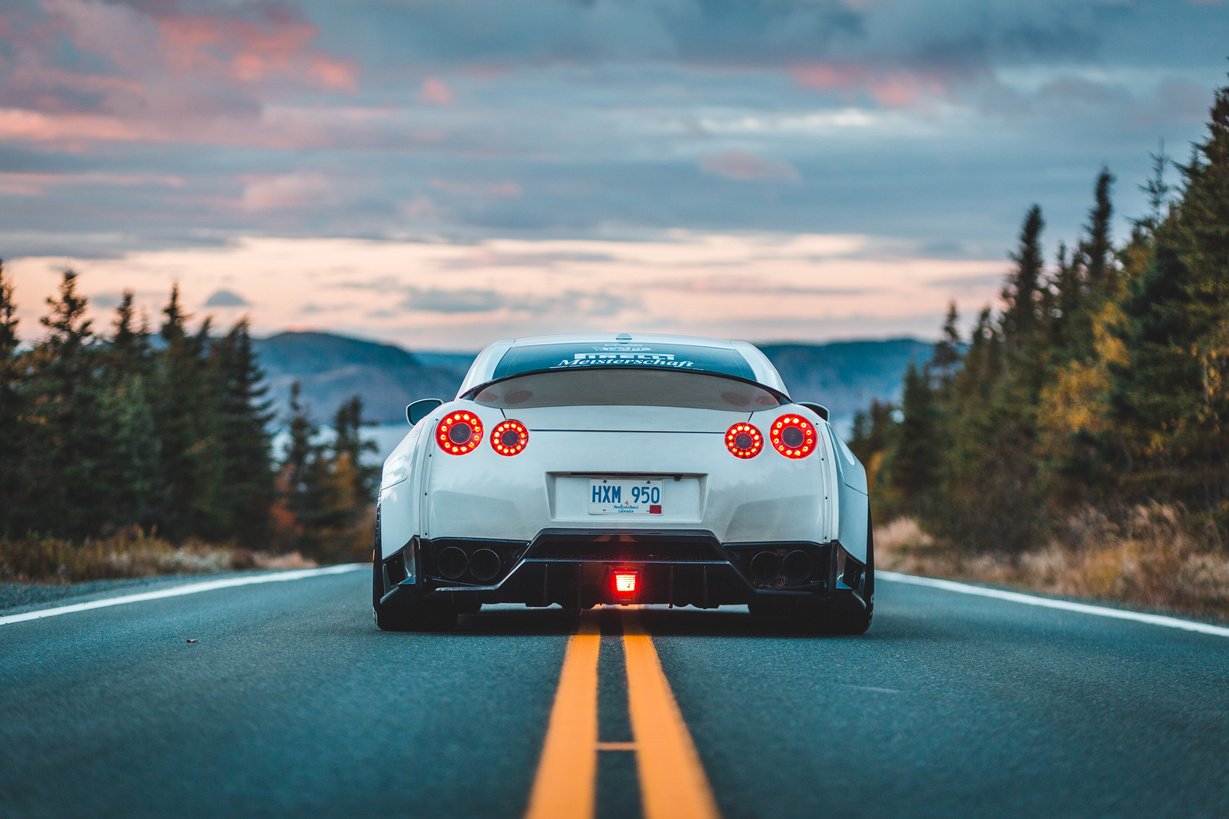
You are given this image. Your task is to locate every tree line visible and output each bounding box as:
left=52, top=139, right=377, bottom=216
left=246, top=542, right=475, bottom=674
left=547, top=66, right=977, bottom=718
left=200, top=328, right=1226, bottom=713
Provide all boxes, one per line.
left=0, top=272, right=377, bottom=563
left=851, top=79, right=1229, bottom=553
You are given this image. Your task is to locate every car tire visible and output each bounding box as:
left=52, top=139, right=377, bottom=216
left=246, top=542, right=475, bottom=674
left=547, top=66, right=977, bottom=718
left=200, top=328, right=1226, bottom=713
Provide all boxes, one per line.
left=373, top=555, right=458, bottom=632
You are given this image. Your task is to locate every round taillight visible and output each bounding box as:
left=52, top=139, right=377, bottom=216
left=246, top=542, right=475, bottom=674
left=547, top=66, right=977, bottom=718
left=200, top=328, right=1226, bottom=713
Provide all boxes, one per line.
left=770, top=414, right=816, bottom=459
left=725, top=422, right=763, bottom=459
left=490, top=419, right=529, bottom=456
left=435, top=411, right=484, bottom=455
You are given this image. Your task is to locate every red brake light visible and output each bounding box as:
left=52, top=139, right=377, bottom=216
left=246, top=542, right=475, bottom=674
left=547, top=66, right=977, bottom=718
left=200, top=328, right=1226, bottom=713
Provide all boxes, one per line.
left=612, top=570, right=639, bottom=596
left=725, top=422, right=763, bottom=459
left=435, top=411, right=483, bottom=455
left=490, top=419, right=529, bottom=456
left=770, top=414, right=816, bottom=459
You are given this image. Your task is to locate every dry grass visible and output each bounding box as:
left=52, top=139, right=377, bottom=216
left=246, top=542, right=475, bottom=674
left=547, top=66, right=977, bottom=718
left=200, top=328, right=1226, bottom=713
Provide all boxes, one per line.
left=0, top=526, right=316, bottom=584
left=876, top=504, right=1229, bottom=621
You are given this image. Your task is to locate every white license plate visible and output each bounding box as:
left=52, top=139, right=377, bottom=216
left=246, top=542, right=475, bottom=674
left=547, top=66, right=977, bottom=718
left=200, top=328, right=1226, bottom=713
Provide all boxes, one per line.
left=588, top=478, right=664, bottom=515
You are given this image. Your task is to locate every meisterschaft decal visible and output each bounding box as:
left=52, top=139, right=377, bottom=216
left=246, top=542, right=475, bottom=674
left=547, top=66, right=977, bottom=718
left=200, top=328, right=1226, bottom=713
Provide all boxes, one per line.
left=551, top=351, right=697, bottom=369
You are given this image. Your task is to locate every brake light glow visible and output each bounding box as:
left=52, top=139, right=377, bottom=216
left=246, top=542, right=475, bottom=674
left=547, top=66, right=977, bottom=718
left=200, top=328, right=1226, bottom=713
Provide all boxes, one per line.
left=770, top=415, right=816, bottom=459
left=613, top=571, right=639, bottom=594
left=490, top=419, right=529, bottom=456
left=725, top=422, right=764, bottom=459
left=435, top=411, right=484, bottom=455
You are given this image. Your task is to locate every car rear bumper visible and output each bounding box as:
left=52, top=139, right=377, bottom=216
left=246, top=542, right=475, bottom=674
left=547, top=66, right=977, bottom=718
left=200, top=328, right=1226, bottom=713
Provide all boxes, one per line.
left=377, top=528, right=870, bottom=611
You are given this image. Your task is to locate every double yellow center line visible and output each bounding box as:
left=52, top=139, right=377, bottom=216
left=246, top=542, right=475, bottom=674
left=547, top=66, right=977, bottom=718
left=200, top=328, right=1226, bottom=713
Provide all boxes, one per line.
left=525, top=609, right=721, bottom=819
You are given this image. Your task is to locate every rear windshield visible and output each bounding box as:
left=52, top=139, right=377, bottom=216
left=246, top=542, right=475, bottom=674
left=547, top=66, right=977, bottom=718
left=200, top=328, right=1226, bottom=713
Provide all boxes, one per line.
left=491, top=341, right=758, bottom=381
left=468, top=368, right=785, bottom=411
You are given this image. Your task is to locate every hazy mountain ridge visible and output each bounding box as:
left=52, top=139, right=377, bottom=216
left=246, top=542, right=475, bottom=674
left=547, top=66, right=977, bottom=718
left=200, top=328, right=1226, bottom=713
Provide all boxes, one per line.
left=253, top=331, right=934, bottom=427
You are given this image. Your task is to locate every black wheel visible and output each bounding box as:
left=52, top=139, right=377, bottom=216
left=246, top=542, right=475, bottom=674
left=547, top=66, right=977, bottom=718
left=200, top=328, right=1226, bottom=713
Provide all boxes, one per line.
left=373, top=552, right=458, bottom=631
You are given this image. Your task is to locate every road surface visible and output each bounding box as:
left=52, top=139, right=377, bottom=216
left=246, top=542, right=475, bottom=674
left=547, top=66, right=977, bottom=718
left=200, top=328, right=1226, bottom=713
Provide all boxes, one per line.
left=3, top=566, right=1228, bottom=818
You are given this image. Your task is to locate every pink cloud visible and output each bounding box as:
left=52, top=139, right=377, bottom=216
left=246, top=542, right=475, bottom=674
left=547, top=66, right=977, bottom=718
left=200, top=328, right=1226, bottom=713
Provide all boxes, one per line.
left=699, top=150, right=800, bottom=183
left=241, top=172, right=336, bottom=211
left=420, top=77, right=454, bottom=105
left=790, top=62, right=953, bottom=108
left=0, top=0, right=358, bottom=150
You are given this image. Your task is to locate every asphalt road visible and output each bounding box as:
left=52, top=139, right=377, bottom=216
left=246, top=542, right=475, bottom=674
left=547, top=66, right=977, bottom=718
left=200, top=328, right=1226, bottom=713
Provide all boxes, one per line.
left=3, top=568, right=1228, bottom=818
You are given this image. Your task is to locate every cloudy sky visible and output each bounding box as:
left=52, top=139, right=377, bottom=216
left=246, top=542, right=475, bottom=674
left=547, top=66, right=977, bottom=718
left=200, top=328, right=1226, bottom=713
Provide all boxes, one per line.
left=2, top=0, right=1225, bottom=349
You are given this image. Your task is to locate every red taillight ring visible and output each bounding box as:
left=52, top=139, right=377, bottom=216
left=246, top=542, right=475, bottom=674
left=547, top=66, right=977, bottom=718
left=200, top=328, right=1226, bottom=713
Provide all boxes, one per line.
left=725, top=422, right=764, bottom=459
left=770, top=415, right=816, bottom=459
left=435, top=411, right=484, bottom=455
left=490, top=419, right=529, bottom=456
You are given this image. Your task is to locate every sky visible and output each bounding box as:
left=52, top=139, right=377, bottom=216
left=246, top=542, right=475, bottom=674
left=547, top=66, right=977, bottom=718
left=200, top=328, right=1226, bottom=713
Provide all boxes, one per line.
left=1, top=0, right=1226, bottom=349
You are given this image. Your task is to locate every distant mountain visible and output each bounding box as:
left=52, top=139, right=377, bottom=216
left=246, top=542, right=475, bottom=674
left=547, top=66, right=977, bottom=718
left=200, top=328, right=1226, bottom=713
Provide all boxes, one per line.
left=253, top=331, right=934, bottom=429
left=253, top=332, right=472, bottom=425
left=759, top=339, right=934, bottom=426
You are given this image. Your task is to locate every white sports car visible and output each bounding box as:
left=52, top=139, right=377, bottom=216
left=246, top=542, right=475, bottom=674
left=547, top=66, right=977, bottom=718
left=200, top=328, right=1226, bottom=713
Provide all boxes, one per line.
left=373, top=333, right=873, bottom=633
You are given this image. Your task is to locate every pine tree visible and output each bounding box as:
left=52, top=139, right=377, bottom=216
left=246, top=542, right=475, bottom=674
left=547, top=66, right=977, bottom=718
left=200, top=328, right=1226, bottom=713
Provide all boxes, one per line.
left=332, top=395, right=379, bottom=502
left=929, top=301, right=963, bottom=389
left=887, top=363, right=939, bottom=518
left=23, top=270, right=110, bottom=537
left=1082, top=168, right=1116, bottom=294
left=1000, top=205, right=1046, bottom=363
left=0, top=260, right=24, bottom=537
left=206, top=318, right=276, bottom=546
left=151, top=284, right=213, bottom=540
left=97, top=290, right=160, bottom=530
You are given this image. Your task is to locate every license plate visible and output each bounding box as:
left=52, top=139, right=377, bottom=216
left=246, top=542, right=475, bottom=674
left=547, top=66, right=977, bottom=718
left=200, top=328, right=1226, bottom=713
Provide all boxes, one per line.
left=588, top=478, right=664, bottom=515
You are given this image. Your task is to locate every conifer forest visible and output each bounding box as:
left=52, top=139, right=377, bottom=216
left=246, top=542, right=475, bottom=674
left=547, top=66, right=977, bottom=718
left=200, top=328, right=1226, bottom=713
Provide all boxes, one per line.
left=850, top=81, right=1229, bottom=613
left=0, top=273, right=377, bottom=574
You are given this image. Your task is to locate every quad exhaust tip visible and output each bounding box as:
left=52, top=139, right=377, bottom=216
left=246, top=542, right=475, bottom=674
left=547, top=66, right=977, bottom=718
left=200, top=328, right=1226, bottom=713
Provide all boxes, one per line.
left=436, top=546, right=469, bottom=580
left=469, top=548, right=502, bottom=583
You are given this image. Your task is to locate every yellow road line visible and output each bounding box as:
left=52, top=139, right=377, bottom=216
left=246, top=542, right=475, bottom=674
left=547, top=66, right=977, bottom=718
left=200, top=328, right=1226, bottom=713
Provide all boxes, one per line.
left=525, top=613, right=601, bottom=819
left=624, top=610, right=722, bottom=819
left=595, top=741, right=636, bottom=752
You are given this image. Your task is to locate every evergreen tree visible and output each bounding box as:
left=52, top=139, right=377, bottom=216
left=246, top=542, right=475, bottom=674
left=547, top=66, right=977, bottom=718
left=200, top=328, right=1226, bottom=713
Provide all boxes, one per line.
left=929, top=301, right=963, bottom=389
left=332, top=395, right=379, bottom=502
left=96, top=290, right=160, bottom=530
left=206, top=319, right=276, bottom=546
left=151, top=284, right=213, bottom=540
left=888, top=363, right=939, bottom=517
left=22, top=270, right=110, bottom=537
left=0, top=261, right=23, bottom=537
left=1082, top=168, right=1116, bottom=294
left=1000, top=205, right=1046, bottom=363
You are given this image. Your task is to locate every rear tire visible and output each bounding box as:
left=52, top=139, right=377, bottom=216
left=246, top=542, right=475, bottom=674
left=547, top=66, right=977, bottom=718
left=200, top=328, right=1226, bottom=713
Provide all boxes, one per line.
left=373, top=554, right=458, bottom=631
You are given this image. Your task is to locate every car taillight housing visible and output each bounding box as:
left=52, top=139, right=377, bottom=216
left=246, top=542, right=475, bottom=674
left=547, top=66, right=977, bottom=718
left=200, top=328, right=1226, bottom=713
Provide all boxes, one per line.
left=435, top=411, right=483, bottom=455
left=490, top=419, right=529, bottom=456
left=770, top=414, right=816, bottom=459
left=725, top=422, right=763, bottom=459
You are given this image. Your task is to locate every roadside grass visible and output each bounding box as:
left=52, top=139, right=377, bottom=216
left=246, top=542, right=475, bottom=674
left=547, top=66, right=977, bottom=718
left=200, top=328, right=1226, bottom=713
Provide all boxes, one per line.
left=877, top=504, right=1229, bottom=621
left=0, top=526, right=315, bottom=584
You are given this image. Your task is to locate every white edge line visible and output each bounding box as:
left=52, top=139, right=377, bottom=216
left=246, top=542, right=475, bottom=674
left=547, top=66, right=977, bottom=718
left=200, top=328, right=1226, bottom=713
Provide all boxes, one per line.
left=879, top=570, right=1229, bottom=638
left=0, top=564, right=366, bottom=627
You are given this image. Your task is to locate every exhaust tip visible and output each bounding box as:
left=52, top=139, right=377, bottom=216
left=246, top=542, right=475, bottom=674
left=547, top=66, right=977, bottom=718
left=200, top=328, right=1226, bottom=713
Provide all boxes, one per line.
left=782, top=550, right=814, bottom=583
left=436, top=546, right=469, bottom=580
left=749, top=551, right=781, bottom=585
left=469, top=548, right=502, bottom=583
